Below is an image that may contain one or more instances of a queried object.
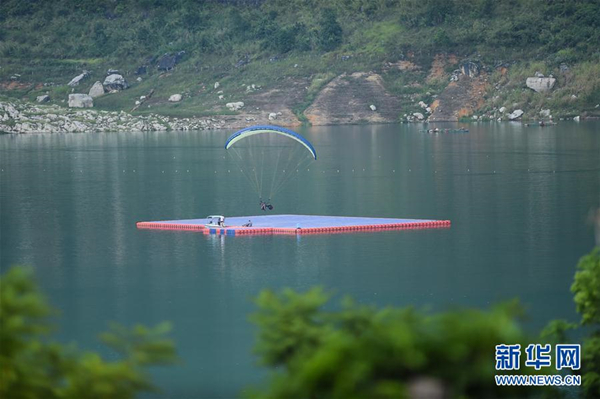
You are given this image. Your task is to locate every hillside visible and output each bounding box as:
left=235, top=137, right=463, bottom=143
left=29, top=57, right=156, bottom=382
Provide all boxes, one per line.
left=1, top=0, right=599, bottom=131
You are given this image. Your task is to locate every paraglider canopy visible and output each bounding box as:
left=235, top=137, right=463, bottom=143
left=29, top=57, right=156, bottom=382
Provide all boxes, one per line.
left=225, top=125, right=317, bottom=200
left=225, top=125, right=317, bottom=160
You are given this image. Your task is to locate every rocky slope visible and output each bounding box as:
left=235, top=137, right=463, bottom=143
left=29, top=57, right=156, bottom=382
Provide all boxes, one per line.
left=219, top=77, right=310, bottom=127
left=429, top=74, right=489, bottom=122
left=0, top=101, right=231, bottom=133
left=2, top=55, right=596, bottom=133
left=304, top=72, right=401, bottom=125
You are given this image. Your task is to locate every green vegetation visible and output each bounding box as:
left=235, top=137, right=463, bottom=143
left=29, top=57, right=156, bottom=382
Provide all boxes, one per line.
left=484, top=61, right=600, bottom=119
left=1, top=0, right=598, bottom=62
left=0, top=266, right=178, bottom=399
left=250, top=247, right=600, bottom=398
left=2, top=247, right=598, bottom=397
left=249, top=288, right=545, bottom=398
left=538, top=247, right=600, bottom=398
left=572, top=248, right=600, bottom=397
left=0, top=0, right=599, bottom=119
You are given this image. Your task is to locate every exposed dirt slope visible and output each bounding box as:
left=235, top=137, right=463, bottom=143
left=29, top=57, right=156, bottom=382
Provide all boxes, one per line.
left=304, top=72, right=401, bottom=125
left=426, top=54, right=458, bottom=83
left=217, top=77, right=309, bottom=127
left=428, top=74, right=489, bottom=122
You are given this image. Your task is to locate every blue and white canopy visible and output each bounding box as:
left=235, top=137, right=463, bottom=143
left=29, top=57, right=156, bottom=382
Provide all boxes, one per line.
left=225, top=125, right=317, bottom=160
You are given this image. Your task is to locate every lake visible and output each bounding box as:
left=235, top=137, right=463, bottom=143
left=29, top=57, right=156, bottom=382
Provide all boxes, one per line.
left=1, top=122, right=598, bottom=398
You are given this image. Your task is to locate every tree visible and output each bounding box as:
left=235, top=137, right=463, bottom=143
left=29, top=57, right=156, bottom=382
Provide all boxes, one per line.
left=433, top=29, right=452, bottom=48
left=572, top=247, right=600, bottom=326
left=250, top=288, right=548, bottom=398
left=398, top=0, right=454, bottom=27
left=318, top=8, right=343, bottom=51
left=571, top=247, right=600, bottom=398
left=0, top=266, right=178, bottom=399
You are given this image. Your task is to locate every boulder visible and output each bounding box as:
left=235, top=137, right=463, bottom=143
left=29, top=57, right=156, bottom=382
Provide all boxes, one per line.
left=88, top=81, right=105, bottom=98
left=460, top=61, right=480, bottom=78
left=226, top=102, right=244, bottom=111
left=540, top=109, right=551, bottom=117
left=526, top=77, right=556, bottom=93
left=157, top=51, right=185, bottom=71
left=68, top=71, right=89, bottom=87
left=508, top=109, right=523, bottom=120
left=107, top=69, right=119, bottom=75
left=246, top=84, right=259, bottom=93
left=413, top=112, right=425, bottom=121
left=534, top=71, right=544, bottom=78
left=268, top=112, right=277, bottom=120
left=168, top=94, right=182, bottom=102
left=214, top=82, right=220, bottom=89
left=68, top=94, right=93, bottom=108
left=369, top=104, right=377, bottom=111
left=573, top=116, right=580, bottom=122
left=499, top=106, right=506, bottom=113
left=103, top=74, right=129, bottom=91
left=36, top=95, right=50, bottom=103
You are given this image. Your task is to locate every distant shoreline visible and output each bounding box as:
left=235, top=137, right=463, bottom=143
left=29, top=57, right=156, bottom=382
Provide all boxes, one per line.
left=0, top=99, right=591, bottom=134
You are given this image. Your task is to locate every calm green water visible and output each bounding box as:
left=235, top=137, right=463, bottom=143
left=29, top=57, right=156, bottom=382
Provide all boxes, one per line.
left=1, top=122, right=599, bottom=398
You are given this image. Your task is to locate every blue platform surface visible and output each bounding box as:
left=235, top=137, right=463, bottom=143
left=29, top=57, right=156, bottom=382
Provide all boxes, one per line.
left=151, top=214, right=437, bottom=228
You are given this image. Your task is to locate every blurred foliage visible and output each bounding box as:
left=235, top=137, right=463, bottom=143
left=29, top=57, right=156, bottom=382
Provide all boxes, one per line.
left=572, top=247, right=600, bottom=326
left=571, top=247, right=600, bottom=398
left=0, top=266, right=178, bottom=399
left=250, top=248, right=600, bottom=398
left=249, top=287, right=549, bottom=399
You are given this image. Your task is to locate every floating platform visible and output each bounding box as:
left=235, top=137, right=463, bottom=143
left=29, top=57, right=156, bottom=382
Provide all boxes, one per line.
left=136, top=215, right=451, bottom=236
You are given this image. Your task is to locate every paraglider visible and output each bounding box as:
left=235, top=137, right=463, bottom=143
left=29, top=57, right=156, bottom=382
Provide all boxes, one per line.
left=225, top=125, right=317, bottom=205
left=260, top=199, right=273, bottom=211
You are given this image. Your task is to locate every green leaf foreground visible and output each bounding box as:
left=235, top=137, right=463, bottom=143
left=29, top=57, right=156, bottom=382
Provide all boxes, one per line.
left=0, top=267, right=178, bottom=399
left=1, top=247, right=598, bottom=398
left=249, top=248, right=600, bottom=399
left=572, top=248, right=600, bottom=397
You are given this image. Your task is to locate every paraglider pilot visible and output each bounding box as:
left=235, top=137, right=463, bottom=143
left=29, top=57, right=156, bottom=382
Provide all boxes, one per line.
left=260, top=199, right=274, bottom=211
